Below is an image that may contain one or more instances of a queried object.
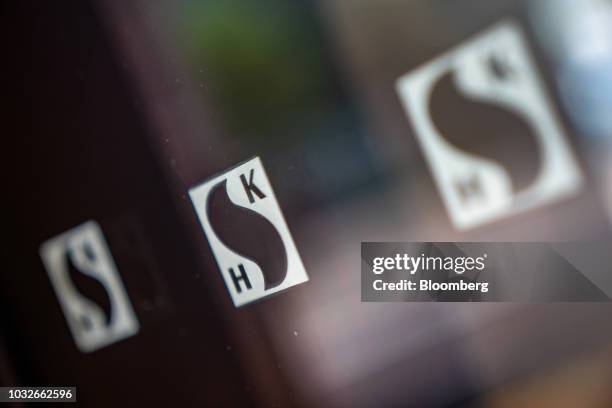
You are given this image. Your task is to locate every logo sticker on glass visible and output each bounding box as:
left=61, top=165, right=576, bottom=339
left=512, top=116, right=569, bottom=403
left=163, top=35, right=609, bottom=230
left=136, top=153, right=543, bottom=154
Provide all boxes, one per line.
left=189, top=156, right=308, bottom=307
left=40, top=221, right=139, bottom=352
left=396, top=20, right=584, bottom=230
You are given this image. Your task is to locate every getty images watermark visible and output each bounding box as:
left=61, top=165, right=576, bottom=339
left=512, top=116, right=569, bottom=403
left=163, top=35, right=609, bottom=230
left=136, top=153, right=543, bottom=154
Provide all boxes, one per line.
left=371, top=251, right=489, bottom=294
left=361, top=242, right=612, bottom=302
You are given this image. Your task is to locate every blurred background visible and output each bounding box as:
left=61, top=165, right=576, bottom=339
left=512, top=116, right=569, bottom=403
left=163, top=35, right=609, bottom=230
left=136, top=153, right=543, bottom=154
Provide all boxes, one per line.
left=5, top=0, right=612, bottom=406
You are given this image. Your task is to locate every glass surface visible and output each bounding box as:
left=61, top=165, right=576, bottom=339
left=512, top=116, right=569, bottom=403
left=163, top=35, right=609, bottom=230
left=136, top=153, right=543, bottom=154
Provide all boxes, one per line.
left=7, top=0, right=612, bottom=406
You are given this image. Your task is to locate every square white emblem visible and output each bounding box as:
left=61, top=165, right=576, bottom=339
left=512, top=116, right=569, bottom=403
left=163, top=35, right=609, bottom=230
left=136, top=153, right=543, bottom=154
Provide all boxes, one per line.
left=40, top=221, right=139, bottom=352
left=396, top=21, right=583, bottom=229
left=189, top=156, right=308, bottom=307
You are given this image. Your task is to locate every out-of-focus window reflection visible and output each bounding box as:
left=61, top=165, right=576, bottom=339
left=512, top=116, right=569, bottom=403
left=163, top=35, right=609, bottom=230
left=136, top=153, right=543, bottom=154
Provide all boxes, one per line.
left=531, top=0, right=612, bottom=140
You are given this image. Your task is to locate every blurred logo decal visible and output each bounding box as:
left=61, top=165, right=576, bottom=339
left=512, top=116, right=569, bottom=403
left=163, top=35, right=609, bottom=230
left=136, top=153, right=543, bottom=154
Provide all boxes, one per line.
left=189, top=156, right=308, bottom=307
left=396, top=21, right=583, bottom=229
left=40, top=221, right=139, bottom=352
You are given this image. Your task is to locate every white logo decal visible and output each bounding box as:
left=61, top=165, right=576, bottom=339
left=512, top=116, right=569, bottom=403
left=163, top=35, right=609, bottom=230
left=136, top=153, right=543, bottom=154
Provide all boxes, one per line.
left=189, top=157, right=308, bottom=307
left=40, top=221, right=139, bottom=352
left=396, top=21, right=583, bottom=229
